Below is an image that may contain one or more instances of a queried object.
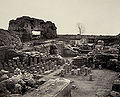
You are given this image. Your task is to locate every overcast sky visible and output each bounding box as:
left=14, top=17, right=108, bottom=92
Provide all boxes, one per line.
left=0, top=0, right=120, bottom=35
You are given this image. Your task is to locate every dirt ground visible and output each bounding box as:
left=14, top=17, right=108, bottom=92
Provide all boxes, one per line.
left=40, top=66, right=118, bottom=97
left=63, top=69, right=118, bottom=97
left=21, top=68, right=118, bottom=97
left=20, top=57, right=118, bottom=97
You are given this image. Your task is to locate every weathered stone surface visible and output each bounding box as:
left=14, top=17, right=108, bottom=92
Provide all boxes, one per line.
left=8, top=16, right=57, bottom=42
left=23, top=78, right=71, bottom=97
left=41, top=21, right=57, bottom=39
left=0, top=29, right=22, bottom=49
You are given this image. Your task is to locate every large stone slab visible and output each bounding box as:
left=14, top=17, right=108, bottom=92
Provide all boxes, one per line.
left=23, top=78, right=71, bottom=97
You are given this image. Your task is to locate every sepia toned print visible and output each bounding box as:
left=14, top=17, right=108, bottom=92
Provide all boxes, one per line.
left=0, top=0, right=120, bottom=97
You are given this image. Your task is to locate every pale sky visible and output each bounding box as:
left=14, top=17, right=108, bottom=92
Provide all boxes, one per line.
left=0, top=0, right=120, bottom=35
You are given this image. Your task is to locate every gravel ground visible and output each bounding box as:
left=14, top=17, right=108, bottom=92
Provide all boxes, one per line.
left=21, top=68, right=118, bottom=97
left=63, top=69, right=118, bottom=97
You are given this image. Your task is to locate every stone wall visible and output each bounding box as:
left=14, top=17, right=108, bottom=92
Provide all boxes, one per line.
left=58, top=35, right=117, bottom=45
left=8, top=16, right=57, bottom=42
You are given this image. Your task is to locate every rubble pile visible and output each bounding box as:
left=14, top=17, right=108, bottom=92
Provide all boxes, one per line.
left=0, top=68, right=44, bottom=97
left=0, top=46, right=65, bottom=97
left=0, top=45, right=65, bottom=97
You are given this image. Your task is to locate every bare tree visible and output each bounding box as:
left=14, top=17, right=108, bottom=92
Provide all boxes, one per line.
left=77, top=23, right=85, bottom=35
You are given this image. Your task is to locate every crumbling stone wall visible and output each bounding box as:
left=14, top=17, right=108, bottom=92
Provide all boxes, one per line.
left=8, top=16, right=57, bottom=42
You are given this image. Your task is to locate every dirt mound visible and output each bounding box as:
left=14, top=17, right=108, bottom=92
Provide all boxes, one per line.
left=0, top=29, right=22, bottom=49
